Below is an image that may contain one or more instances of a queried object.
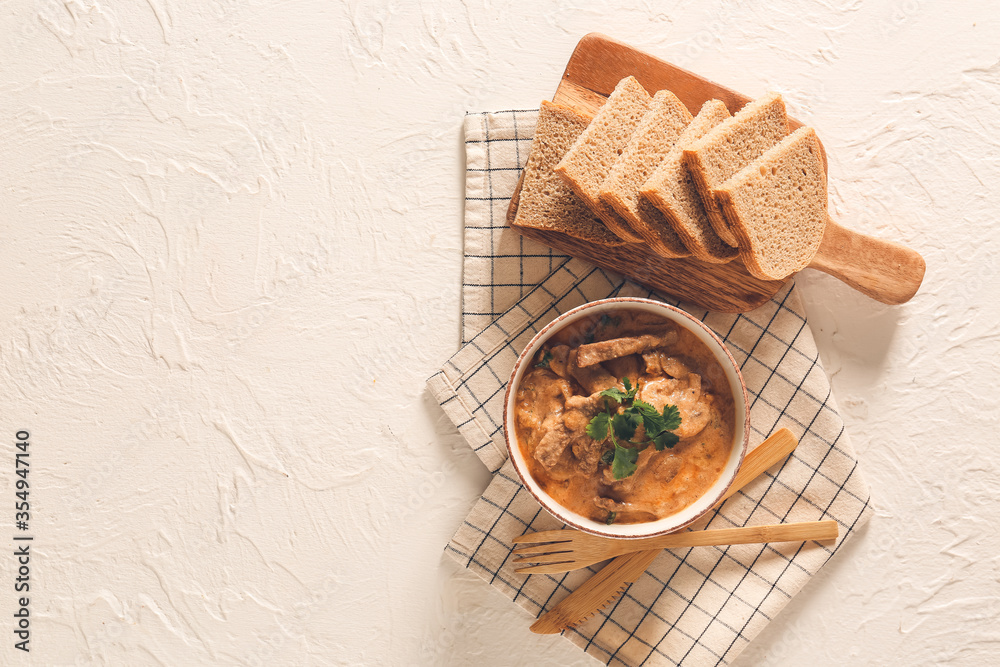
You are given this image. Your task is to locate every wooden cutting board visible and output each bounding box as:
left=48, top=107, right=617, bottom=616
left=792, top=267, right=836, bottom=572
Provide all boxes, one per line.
left=507, top=33, right=925, bottom=313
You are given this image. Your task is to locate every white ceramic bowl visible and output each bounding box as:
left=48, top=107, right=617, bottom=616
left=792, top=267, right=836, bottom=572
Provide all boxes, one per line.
left=503, top=298, right=750, bottom=539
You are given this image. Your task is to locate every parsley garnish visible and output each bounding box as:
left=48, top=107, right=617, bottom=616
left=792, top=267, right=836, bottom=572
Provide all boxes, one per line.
left=605, top=511, right=617, bottom=525
left=535, top=350, right=553, bottom=368
left=598, top=314, right=622, bottom=331
left=586, top=377, right=682, bottom=480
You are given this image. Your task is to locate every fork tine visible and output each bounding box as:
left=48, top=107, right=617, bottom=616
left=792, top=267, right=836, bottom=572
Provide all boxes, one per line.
left=515, top=559, right=602, bottom=575
left=511, top=545, right=572, bottom=558
left=511, top=530, right=574, bottom=545
left=513, top=551, right=578, bottom=565
left=514, top=562, right=573, bottom=574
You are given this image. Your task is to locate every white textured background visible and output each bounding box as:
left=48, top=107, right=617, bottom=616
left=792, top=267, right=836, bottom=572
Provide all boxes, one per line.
left=0, top=1, right=998, bottom=665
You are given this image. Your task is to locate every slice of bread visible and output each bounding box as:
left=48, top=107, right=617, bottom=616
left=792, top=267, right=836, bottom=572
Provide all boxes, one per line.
left=554, top=76, right=651, bottom=243
left=597, top=90, right=694, bottom=257
left=683, top=92, right=788, bottom=247
left=640, top=100, right=737, bottom=263
left=512, top=101, right=628, bottom=246
left=713, top=126, right=827, bottom=280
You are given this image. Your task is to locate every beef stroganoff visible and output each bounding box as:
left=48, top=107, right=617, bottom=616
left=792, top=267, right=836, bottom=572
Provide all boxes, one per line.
left=514, top=308, right=735, bottom=525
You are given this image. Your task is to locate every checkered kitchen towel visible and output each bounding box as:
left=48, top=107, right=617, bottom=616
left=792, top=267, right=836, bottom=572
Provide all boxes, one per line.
left=427, top=110, right=873, bottom=666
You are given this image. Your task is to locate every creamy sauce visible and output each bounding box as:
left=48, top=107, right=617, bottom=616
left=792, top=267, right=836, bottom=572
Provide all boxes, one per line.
left=514, top=309, right=735, bottom=524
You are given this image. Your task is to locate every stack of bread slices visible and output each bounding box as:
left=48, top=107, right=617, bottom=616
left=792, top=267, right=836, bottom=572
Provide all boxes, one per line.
left=512, top=76, right=828, bottom=282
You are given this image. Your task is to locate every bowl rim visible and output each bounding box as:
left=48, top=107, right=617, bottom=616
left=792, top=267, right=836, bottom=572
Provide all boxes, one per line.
left=502, top=297, right=751, bottom=539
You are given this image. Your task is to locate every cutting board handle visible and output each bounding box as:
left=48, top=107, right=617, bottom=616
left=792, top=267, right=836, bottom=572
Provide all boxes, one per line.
left=807, top=217, right=926, bottom=305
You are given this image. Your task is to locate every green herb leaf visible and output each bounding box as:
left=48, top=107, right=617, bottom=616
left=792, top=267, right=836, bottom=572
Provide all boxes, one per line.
left=659, top=404, right=681, bottom=432
left=641, top=414, right=665, bottom=437
left=622, top=377, right=638, bottom=401
left=611, top=444, right=639, bottom=480
left=605, top=511, right=617, bottom=525
left=641, top=403, right=683, bottom=439
left=632, top=398, right=658, bottom=415
left=587, top=379, right=683, bottom=478
left=598, top=387, right=628, bottom=403
left=534, top=350, right=553, bottom=368
left=612, top=410, right=642, bottom=441
left=586, top=412, right=610, bottom=441
left=652, top=431, right=680, bottom=451
left=599, top=314, right=622, bottom=331
left=600, top=378, right=637, bottom=406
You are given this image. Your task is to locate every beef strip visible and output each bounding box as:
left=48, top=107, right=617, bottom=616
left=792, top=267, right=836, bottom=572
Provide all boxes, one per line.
left=575, top=325, right=679, bottom=367
left=564, top=389, right=609, bottom=414
left=596, top=451, right=683, bottom=514
left=641, top=350, right=691, bottom=378
left=534, top=384, right=611, bottom=476
left=600, top=448, right=681, bottom=489
left=604, top=354, right=641, bottom=387
left=593, top=497, right=658, bottom=517
left=564, top=391, right=612, bottom=475
left=514, top=369, right=572, bottom=435
left=534, top=413, right=573, bottom=470
left=568, top=349, right=618, bottom=394
left=547, top=344, right=571, bottom=379
left=572, top=438, right=605, bottom=476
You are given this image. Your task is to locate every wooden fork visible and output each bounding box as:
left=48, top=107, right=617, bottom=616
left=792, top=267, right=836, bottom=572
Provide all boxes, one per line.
left=513, top=520, right=838, bottom=574
left=526, top=427, right=802, bottom=633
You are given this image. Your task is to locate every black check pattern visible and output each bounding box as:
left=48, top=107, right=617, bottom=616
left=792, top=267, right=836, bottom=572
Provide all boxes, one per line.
left=428, top=110, right=873, bottom=667
left=461, top=109, right=570, bottom=343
